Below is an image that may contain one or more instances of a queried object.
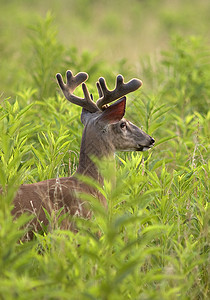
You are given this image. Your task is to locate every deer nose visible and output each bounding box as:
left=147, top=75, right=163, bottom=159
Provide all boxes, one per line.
left=150, top=137, right=155, bottom=144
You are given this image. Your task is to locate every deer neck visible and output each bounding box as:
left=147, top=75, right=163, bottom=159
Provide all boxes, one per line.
left=76, top=126, right=115, bottom=186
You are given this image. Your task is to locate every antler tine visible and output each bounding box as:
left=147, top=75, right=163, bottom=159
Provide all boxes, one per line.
left=56, top=70, right=99, bottom=113
left=96, top=75, right=143, bottom=110
left=96, top=81, right=103, bottom=98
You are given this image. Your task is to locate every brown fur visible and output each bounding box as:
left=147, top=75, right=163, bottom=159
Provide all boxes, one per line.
left=12, top=176, right=106, bottom=237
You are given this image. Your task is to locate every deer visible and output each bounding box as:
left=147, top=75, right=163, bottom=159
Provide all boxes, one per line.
left=11, top=70, right=155, bottom=238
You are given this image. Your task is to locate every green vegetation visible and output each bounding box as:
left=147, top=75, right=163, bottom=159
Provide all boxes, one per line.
left=0, top=1, right=209, bottom=299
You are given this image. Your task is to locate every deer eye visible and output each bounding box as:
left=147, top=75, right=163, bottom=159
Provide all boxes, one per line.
left=120, top=122, right=127, bottom=129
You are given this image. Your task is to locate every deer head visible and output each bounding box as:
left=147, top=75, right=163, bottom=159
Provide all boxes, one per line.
left=56, top=70, right=155, bottom=159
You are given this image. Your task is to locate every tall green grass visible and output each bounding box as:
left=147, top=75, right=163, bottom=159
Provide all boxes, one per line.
left=0, top=15, right=209, bottom=300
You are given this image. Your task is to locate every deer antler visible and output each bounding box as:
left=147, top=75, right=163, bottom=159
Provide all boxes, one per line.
left=56, top=70, right=142, bottom=112
left=56, top=70, right=99, bottom=113
left=96, top=75, right=142, bottom=110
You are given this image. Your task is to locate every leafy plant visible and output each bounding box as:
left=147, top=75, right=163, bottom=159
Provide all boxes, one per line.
left=0, top=11, right=209, bottom=300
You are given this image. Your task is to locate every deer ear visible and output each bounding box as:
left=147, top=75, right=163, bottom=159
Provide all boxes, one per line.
left=81, top=108, right=92, bottom=126
left=98, top=96, right=126, bottom=124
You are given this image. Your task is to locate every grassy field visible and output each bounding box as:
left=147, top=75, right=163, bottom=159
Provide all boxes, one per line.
left=0, top=0, right=209, bottom=299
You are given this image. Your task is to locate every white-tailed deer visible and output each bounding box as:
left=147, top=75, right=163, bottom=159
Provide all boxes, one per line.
left=11, top=70, right=155, bottom=237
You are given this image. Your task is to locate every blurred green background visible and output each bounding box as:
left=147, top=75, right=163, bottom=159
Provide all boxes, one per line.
left=1, top=0, right=210, bottom=96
